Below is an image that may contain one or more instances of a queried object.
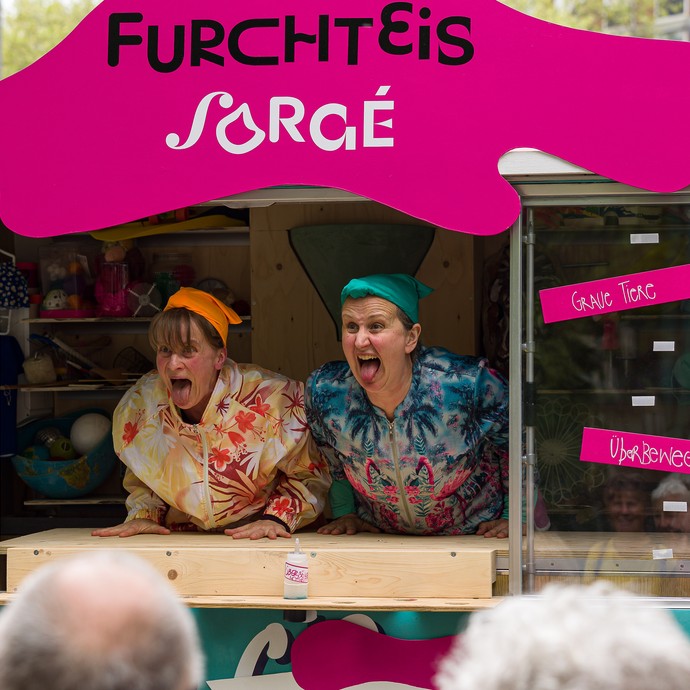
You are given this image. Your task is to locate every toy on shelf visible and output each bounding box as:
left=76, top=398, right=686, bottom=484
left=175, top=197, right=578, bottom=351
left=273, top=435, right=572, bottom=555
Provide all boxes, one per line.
left=49, top=436, right=77, bottom=460
left=39, top=242, right=98, bottom=317
left=126, top=281, right=163, bottom=317
left=41, top=288, right=68, bottom=311
left=70, top=412, right=111, bottom=455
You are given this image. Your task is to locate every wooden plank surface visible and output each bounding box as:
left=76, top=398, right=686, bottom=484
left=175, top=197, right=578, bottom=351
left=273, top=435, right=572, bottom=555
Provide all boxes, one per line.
left=0, top=529, right=498, bottom=552
left=0, top=591, right=503, bottom=611
left=3, top=529, right=688, bottom=559
left=2, top=530, right=496, bottom=599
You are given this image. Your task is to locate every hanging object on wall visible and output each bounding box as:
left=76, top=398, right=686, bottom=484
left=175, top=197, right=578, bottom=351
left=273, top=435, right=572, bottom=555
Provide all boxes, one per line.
left=289, top=224, right=435, bottom=339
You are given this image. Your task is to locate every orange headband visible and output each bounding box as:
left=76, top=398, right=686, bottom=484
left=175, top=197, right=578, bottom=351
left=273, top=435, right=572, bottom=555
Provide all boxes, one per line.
left=164, top=287, right=241, bottom=347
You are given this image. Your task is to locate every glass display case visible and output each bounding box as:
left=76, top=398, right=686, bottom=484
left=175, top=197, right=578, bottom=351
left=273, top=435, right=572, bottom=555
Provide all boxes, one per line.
left=511, top=200, right=689, bottom=597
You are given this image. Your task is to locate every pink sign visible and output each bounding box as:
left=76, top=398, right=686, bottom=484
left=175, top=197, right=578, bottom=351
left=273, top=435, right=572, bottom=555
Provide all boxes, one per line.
left=539, top=264, right=690, bottom=324
left=291, top=619, right=455, bottom=690
left=0, top=1, right=689, bottom=238
left=581, top=427, right=690, bottom=476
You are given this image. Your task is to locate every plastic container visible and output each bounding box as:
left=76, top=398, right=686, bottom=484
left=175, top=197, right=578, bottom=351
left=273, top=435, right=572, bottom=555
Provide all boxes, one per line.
left=39, top=241, right=99, bottom=317
left=284, top=538, right=309, bottom=599
left=152, top=252, right=194, bottom=306
left=94, top=262, right=131, bottom=316
left=23, top=353, right=57, bottom=384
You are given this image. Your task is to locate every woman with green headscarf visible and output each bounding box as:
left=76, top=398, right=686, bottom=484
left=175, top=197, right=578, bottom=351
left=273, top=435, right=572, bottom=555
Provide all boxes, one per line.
left=305, top=273, right=511, bottom=537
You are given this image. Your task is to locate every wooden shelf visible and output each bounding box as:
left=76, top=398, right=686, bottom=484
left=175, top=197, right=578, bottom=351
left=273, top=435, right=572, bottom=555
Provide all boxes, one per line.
left=2, top=383, right=134, bottom=392
left=22, top=316, right=251, bottom=324
left=24, top=495, right=126, bottom=507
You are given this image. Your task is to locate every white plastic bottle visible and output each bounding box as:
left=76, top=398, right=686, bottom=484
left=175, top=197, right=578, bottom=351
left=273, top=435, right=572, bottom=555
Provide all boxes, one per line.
left=284, top=538, right=309, bottom=599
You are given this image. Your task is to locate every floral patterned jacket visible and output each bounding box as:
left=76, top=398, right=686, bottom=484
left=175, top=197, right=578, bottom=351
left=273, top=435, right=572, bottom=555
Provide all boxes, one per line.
left=113, top=362, right=331, bottom=532
left=305, top=346, right=509, bottom=535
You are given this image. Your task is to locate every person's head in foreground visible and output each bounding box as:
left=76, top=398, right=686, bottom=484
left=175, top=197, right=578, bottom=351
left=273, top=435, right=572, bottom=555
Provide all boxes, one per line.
left=149, top=286, right=241, bottom=423
left=0, top=550, right=204, bottom=690
left=340, top=273, right=432, bottom=416
left=435, top=581, right=690, bottom=690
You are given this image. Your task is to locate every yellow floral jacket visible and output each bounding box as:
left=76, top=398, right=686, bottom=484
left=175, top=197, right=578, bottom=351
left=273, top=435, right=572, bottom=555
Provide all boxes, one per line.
left=113, top=363, right=331, bottom=532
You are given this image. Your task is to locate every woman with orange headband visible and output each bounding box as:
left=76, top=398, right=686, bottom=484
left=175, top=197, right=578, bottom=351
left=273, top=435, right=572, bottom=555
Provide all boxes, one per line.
left=93, top=287, right=330, bottom=539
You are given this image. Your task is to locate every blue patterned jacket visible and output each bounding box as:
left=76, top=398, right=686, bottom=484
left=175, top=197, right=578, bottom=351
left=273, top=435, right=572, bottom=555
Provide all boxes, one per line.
left=305, top=346, right=509, bottom=535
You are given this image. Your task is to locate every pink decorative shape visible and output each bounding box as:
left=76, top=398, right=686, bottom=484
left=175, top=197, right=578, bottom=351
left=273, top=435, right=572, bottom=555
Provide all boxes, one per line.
left=581, top=427, right=690, bottom=476
left=540, top=264, right=690, bottom=324
left=0, top=1, right=689, bottom=238
left=290, top=619, right=456, bottom=690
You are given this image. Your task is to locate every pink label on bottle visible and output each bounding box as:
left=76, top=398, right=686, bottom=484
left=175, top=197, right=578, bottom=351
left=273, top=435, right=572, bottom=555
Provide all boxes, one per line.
left=581, top=427, right=690, bottom=476
left=285, top=563, right=308, bottom=584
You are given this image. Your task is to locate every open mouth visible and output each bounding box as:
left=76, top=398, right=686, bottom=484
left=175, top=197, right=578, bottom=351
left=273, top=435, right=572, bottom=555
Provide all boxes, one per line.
left=170, top=378, right=192, bottom=406
left=358, top=356, right=380, bottom=384
left=171, top=378, right=191, bottom=391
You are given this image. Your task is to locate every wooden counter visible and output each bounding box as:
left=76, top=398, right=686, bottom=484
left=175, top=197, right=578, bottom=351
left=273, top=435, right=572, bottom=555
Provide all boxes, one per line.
left=0, top=529, right=498, bottom=610
left=1, top=529, right=688, bottom=608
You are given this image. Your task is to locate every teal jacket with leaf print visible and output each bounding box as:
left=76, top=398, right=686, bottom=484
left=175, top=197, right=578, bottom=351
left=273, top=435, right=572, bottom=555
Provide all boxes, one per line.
left=305, top=346, right=509, bottom=535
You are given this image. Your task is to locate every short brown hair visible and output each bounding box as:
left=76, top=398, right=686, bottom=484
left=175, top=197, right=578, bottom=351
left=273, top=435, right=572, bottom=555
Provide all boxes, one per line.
left=148, top=308, right=225, bottom=353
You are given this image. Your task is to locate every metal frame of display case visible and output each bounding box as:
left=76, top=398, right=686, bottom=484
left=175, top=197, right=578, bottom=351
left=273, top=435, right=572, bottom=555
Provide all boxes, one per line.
left=507, top=177, right=690, bottom=599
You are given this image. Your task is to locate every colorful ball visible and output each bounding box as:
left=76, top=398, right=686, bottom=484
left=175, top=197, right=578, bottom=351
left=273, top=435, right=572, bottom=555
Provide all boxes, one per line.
left=35, top=426, right=63, bottom=448
left=49, top=437, right=77, bottom=461
left=70, top=413, right=111, bottom=455
left=42, top=288, right=68, bottom=310
left=23, top=445, right=51, bottom=461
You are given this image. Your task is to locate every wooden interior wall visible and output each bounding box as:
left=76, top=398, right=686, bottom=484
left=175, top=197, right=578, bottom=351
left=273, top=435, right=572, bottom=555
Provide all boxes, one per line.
left=250, top=202, right=480, bottom=382
left=138, top=237, right=253, bottom=365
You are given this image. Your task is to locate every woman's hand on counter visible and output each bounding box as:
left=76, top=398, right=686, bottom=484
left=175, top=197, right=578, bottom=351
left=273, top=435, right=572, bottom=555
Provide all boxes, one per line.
left=317, top=514, right=381, bottom=535
left=91, top=519, right=172, bottom=538
left=475, top=518, right=509, bottom=539
left=224, top=519, right=291, bottom=540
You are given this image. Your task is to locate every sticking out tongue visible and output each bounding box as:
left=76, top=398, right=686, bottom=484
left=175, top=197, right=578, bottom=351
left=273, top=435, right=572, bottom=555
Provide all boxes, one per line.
left=359, top=358, right=380, bottom=384
left=171, top=379, right=192, bottom=407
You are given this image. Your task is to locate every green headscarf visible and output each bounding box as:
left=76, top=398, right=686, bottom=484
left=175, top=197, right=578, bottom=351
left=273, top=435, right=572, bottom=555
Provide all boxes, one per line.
left=340, top=274, right=434, bottom=323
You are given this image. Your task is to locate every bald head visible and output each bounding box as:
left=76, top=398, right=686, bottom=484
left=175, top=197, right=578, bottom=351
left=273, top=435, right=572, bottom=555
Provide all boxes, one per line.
left=0, top=551, right=204, bottom=690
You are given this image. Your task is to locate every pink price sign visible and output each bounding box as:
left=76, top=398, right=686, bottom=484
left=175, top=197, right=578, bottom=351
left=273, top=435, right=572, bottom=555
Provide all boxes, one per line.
left=539, top=264, right=690, bottom=324
left=581, top=427, right=690, bottom=476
